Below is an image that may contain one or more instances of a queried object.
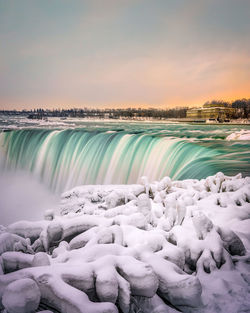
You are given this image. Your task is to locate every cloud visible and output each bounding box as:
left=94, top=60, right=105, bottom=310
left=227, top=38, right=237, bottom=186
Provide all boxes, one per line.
left=0, top=0, right=250, bottom=109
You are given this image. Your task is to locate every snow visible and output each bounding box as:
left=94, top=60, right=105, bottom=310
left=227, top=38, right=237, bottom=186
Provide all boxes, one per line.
left=226, top=129, right=250, bottom=140
left=0, top=173, right=250, bottom=313
left=2, top=278, right=40, bottom=313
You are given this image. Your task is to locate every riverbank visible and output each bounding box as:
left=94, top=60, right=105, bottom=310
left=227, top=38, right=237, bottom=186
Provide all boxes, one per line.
left=1, top=115, right=250, bottom=132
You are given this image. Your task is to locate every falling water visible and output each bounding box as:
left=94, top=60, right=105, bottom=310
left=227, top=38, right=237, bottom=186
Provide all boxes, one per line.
left=1, top=127, right=249, bottom=193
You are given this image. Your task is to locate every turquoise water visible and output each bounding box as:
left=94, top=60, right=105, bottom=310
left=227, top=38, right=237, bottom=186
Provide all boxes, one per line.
left=0, top=117, right=249, bottom=192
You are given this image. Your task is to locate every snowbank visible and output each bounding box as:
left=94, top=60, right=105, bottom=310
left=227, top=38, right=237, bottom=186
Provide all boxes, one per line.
left=226, top=129, right=250, bottom=140
left=0, top=173, right=249, bottom=313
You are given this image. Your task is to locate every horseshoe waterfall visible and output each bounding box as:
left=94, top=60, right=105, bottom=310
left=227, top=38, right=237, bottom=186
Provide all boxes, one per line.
left=0, top=125, right=250, bottom=193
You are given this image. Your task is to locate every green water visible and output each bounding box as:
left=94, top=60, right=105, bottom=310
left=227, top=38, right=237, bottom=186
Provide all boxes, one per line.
left=0, top=118, right=249, bottom=192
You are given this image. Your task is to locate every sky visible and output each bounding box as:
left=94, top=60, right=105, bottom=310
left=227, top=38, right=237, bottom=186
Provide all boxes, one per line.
left=0, top=0, right=250, bottom=109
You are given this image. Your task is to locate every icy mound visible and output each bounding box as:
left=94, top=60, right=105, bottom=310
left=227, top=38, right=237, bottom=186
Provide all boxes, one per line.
left=0, top=173, right=250, bottom=313
left=226, top=129, right=250, bottom=140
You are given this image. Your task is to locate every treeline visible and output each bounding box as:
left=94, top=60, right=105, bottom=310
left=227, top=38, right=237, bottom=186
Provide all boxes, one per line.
left=0, top=98, right=249, bottom=119
left=0, top=107, right=188, bottom=119
left=103, top=107, right=187, bottom=119
left=231, top=99, right=250, bottom=119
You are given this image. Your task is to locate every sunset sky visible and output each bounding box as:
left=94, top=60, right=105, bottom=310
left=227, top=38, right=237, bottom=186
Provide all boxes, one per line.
left=0, top=0, right=250, bottom=109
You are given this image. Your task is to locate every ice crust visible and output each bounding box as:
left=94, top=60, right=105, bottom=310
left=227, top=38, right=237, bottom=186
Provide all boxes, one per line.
left=2, top=278, right=40, bottom=313
left=0, top=173, right=249, bottom=313
left=226, top=129, right=250, bottom=140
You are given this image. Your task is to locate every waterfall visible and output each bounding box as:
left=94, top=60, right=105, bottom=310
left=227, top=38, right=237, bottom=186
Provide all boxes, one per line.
left=0, top=129, right=248, bottom=192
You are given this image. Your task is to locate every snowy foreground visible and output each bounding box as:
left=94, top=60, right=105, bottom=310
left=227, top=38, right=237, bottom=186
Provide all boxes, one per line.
left=0, top=173, right=250, bottom=313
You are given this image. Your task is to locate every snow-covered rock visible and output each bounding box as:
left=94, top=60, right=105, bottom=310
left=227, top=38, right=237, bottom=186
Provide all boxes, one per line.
left=0, top=173, right=249, bottom=313
left=2, top=278, right=40, bottom=313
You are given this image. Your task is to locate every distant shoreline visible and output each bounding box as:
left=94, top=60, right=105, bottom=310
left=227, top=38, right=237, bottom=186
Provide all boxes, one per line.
left=0, top=114, right=250, bottom=126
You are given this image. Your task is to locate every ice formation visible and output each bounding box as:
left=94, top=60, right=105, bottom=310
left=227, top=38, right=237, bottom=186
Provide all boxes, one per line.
left=0, top=173, right=249, bottom=313
left=226, top=129, right=250, bottom=140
